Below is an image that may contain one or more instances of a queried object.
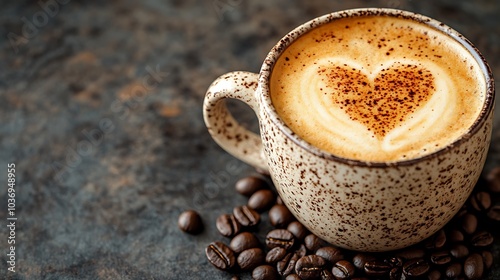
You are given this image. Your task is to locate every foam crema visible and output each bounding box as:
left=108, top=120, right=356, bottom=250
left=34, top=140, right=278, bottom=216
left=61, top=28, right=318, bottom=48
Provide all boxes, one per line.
left=270, top=15, right=486, bottom=162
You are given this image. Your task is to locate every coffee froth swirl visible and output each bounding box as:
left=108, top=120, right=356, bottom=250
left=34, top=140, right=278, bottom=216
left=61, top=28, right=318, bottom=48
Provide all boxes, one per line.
left=300, top=57, right=454, bottom=159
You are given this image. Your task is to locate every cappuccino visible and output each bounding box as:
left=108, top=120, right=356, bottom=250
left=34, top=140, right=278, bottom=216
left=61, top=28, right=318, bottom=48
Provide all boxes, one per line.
left=270, top=15, right=486, bottom=162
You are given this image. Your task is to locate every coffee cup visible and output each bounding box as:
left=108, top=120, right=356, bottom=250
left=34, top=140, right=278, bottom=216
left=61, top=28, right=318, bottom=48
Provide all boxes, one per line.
left=203, top=8, right=495, bottom=251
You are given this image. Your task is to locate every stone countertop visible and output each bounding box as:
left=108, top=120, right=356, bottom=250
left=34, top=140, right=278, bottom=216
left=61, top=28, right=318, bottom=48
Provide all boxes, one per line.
left=0, top=0, right=499, bottom=279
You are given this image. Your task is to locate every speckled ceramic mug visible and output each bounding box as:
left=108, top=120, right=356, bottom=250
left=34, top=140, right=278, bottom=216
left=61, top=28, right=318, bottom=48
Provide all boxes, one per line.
left=203, top=8, right=495, bottom=251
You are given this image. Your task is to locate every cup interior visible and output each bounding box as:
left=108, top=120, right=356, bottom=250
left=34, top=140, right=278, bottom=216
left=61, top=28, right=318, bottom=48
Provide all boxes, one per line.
left=259, top=8, right=495, bottom=167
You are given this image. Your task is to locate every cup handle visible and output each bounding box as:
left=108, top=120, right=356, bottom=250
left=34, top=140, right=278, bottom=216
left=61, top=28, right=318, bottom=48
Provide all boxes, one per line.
left=203, top=71, right=268, bottom=172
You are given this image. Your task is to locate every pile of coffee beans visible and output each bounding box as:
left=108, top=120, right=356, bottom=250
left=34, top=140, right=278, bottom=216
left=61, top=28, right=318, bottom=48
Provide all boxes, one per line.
left=180, top=168, right=500, bottom=279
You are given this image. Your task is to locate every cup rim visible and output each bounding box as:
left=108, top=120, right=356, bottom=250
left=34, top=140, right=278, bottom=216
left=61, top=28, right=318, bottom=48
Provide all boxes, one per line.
left=259, top=7, right=495, bottom=168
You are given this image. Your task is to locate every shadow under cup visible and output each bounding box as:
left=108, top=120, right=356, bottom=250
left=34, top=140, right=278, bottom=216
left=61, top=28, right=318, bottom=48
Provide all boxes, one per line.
left=204, top=8, right=495, bottom=252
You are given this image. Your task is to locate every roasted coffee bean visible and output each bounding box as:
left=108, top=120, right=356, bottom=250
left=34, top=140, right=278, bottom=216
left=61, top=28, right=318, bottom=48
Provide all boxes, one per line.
left=385, top=257, right=403, bottom=268
left=364, top=259, right=392, bottom=277
left=295, top=244, right=307, bottom=258
left=177, top=210, right=204, bottom=234
left=486, top=166, right=500, bottom=192
left=287, top=221, right=310, bottom=241
left=353, top=253, right=376, bottom=270
left=461, top=213, right=478, bottom=235
left=269, top=204, right=295, bottom=228
left=252, top=264, right=279, bottom=280
left=277, top=252, right=300, bottom=276
left=248, top=189, right=275, bottom=212
left=471, top=230, right=494, bottom=247
left=450, top=243, right=469, bottom=259
left=487, top=203, right=500, bottom=221
left=230, top=232, right=261, bottom=254
left=266, top=229, right=295, bottom=250
left=481, top=250, right=494, bottom=270
left=235, top=176, right=267, bottom=197
left=237, top=248, right=265, bottom=271
left=445, top=262, right=463, bottom=278
left=320, top=269, right=335, bottom=280
left=389, top=267, right=401, bottom=280
left=315, top=246, right=344, bottom=264
left=276, top=196, right=284, bottom=205
left=395, top=248, right=425, bottom=261
left=266, top=247, right=287, bottom=264
left=295, top=255, right=327, bottom=279
left=402, top=258, right=430, bottom=278
left=464, top=253, right=484, bottom=280
left=470, top=191, right=491, bottom=212
left=448, top=229, right=465, bottom=243
left=205, top=241, right=236, bottom=271
left=430, top=250, right=452, bottom=265
left=427, top=270, right=442, bottom=280
left=233, top=205, right=260, bottom=227
left=216, top=214, right=242, bottom=237
left=285, top=274, right=301, bottom=280
left=304, top=234, right=323, bottom=252
left=424, top=229, right=446, bottom=249
left=332, top=260, right=356, bottom=280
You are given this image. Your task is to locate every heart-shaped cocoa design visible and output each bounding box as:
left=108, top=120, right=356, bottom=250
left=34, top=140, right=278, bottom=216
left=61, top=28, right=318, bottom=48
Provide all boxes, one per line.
left=318, top=62, right=435, bottom=137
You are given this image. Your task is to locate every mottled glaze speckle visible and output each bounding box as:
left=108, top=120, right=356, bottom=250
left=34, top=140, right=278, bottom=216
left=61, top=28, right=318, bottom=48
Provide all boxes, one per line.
left=203, top=8, right=495, bottom=251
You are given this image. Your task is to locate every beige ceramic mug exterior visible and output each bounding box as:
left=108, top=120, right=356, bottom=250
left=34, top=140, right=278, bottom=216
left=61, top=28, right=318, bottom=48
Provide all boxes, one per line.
left=203, top=8, right=495, bottom=252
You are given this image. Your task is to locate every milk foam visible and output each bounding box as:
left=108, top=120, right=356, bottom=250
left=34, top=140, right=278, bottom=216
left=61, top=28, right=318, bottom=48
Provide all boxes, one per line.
left=270, top=16, right=485, bottom=162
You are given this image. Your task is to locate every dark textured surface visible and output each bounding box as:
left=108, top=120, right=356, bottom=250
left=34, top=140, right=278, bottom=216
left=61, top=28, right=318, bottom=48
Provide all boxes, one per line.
left=0, top=0, right=499, bottom=279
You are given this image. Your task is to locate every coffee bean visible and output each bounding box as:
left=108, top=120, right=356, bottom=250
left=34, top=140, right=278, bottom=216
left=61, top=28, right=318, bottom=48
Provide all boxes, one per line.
left=388, top=267, right=401, bottom=280
left=269, top=204, right=295, bottom=228
left=395, top=248, right=425, bottom=261
left=385, top=257, right=403, bottom=268
left=424, top=229, right=446, bottom=249
left=295, top=243, right=307, bottom=258
left=470, top=230, right=494, bottom=247
left=248, top=189, right=275, bottom=212
left=205, top=241, right=236, bottom=271
left=351, top=278, right=370, bottom=280
left=231, top=276, right=239, bottom=280
left=332, top=260, right=356, bottom=280
left=287, top=221, right=310, bottom=241
left=230, top=232, right=261, bottom=254
left=402, top=258, right=430, bottom=278
left=481, top=250, right=494, bottom=270
left=445, top=262, right=463, bottom=278
left=276, top=196, right=284, bottom=205
left=216, top=214, right=242, bottom=237
left=487, top=203, right=500, bottom=221
left=315, top=246, right=344, bottom=265
left=266, top=247, right=288, bottom=264
left=448, top=229, right=465, bottom=243
left=233, top=205, right=260, bottom=227
left=486, top=167, right=500, bottom=192
left=353, top=253, right=376, bottom=270
left=285, top=274, right=301, bottom=280
left=266, top=229, right=295, bottom=250
left=235, top=176, right=267, bottom=197
left=178, top=210, right=204, bottom=234
left=295, top=255, right=327, bottom=279
left=237, top=248, right=265, bottom=271
left=364, top=259, right=392, bottom=277
left=304, top=234, right=323, bottom=252
left=450, top=243, right=469, bottom=259
left=427, top=270, right=442, bottom=280
left=320, top=269, right=335, bottom=280
left=252, top=265, right=279, bottom=280
left=470, top=191, right=491, bottom=212
left=464, top=253, right=484, bottom=280
left=277, top=252, right=300, bottom=276
left=430, top=250, right=452, bottom=265
left=461, top=213, right=478, bottom=235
